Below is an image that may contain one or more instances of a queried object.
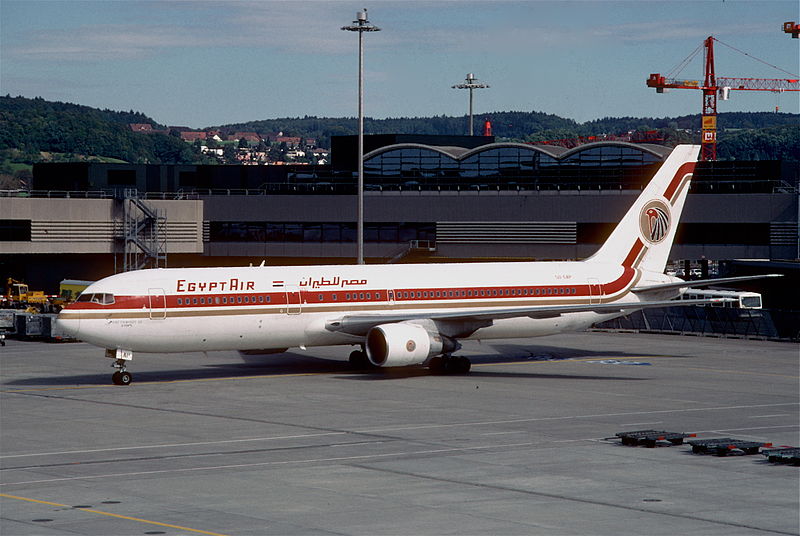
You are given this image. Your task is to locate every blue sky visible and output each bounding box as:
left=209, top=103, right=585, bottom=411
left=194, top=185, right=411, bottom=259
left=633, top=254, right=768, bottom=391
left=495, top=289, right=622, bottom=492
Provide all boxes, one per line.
left=2, top=0, right=797, bottom=128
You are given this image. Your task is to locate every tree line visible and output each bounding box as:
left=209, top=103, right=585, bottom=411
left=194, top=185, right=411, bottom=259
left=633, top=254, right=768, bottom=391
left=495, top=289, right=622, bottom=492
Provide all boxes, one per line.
left=1, top=95, right=798, bottom=168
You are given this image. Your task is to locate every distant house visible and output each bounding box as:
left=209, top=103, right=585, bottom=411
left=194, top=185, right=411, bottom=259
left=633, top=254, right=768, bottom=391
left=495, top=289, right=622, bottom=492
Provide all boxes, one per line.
left=276, top=136, right=301, bottom=148
left=180, top=131, right=207, bottom=142
left=262, top=131, right=284, bottom=143
left=230, top=132, right=261, bottom=143
left=129, top=123, right=168, bottom=135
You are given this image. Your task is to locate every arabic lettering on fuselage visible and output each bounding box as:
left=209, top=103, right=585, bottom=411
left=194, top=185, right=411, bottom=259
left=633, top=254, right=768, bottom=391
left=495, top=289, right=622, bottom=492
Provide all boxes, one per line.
left=298, top=276, right=368, bottom=289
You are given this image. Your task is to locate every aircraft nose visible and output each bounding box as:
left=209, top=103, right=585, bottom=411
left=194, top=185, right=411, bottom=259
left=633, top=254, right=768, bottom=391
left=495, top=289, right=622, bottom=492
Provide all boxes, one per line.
left=55, top=313, right=80, bottom=338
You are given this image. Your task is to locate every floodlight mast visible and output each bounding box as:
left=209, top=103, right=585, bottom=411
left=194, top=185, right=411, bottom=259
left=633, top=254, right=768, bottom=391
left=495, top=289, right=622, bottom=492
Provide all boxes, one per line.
left=342, top=9, right=380, bottom=265
left=452, top=73, right=490, bottom=135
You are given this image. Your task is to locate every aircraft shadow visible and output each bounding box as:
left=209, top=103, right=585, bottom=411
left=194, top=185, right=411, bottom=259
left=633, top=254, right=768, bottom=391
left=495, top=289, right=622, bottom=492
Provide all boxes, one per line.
left=3, top=343, right=665, bottom=387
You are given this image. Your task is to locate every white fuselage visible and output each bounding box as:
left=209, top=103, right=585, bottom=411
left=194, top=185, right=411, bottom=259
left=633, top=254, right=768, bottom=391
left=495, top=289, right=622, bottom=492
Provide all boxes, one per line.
left=56, top=259, right=672, bottom=354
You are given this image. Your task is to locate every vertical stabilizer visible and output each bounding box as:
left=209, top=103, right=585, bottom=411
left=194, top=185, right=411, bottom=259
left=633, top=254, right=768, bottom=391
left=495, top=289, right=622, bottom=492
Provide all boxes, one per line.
left=587, top=145, right=700, bottom=273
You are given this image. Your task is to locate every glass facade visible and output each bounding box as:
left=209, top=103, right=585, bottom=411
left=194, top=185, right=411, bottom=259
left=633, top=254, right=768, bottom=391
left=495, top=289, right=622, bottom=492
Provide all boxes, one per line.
left=362, top=143, right=665, bottom=190
left=209, top=222, right=436, bottom=243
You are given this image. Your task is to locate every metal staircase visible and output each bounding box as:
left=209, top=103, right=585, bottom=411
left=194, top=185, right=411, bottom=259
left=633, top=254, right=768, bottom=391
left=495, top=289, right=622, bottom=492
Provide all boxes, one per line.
left=122, top=188, right=167, bottom=271
left=387, top=240, right=436, bottom=264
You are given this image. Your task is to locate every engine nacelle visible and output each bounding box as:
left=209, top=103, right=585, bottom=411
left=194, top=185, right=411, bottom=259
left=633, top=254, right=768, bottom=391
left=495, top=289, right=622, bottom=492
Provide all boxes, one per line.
left=366, top=323, right=445, bottom=367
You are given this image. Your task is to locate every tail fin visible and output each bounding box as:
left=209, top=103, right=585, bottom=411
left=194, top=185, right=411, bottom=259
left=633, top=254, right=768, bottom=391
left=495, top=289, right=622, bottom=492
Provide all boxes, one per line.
left=588, top=144, right=700, bottom=273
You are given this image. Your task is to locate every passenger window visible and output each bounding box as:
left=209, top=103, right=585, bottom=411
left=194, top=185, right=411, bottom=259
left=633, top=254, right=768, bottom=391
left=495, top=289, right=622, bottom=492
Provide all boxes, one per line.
left=177, top=298, right=182, bottom=305
left=193, top=298, right=198, bottom=304
left=266, top=296, right=271, bottom=302
left=332, top=294, right=337, bottom=301
left=318, top=294, right=324, bottom=301
left=237, top=297, right=242, bottom=303
left=222, top=297, right=227, bottom=304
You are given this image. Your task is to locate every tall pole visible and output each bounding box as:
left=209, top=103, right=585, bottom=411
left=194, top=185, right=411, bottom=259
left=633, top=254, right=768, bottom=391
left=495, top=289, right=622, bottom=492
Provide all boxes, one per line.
left=452, top=73, right=489, bottom=136
left=342, top=9, right=380, bottom=264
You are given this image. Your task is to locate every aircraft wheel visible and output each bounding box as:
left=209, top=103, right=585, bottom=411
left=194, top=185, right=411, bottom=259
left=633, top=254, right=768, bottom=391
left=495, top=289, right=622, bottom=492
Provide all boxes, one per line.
left=446, top=356, right=471, bottom=374
left=348, top=350, right=368, bottom=369
left=428, top=356, right=446, bottom=374
left=112, top=371, right=132, bottom=386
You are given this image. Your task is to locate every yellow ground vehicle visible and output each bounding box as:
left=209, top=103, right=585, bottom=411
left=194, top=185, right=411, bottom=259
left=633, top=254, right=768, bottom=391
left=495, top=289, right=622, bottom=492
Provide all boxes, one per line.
left=5, top=278, right=48, bottom=305
left=58, top=279, right=94, bottom=303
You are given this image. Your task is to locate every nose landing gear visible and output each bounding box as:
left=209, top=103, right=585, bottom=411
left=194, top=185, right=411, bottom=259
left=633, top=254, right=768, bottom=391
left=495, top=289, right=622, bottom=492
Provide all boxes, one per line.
left=112, top=366, right=133, bottom=386
left=106, top=348, right=134, bottom=386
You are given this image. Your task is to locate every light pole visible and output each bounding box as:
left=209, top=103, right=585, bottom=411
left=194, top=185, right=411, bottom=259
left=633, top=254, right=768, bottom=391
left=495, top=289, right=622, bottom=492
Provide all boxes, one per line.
left=452, top=73, right=489, bottom=136
left=342, top=9, right=380, bottom=265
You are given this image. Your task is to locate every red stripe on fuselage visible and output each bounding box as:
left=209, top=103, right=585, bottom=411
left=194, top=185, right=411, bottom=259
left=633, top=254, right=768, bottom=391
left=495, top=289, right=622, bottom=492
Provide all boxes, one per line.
left=63, top=269, right=638, bottom=313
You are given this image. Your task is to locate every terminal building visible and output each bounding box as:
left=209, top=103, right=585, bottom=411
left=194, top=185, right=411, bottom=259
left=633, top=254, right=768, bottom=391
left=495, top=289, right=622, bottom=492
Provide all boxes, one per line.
left=1, top=135, right=798, bottom=292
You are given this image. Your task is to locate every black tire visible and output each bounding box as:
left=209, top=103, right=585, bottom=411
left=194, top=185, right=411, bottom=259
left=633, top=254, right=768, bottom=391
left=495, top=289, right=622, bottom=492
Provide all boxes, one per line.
left=428, top=356, right=445, bottom=374
left=458, top=357, right=472, bottom=374
left=118, top=371, right=132, bottom=386
left=112, top=371, right=122, bottom=385
left=348, top=350, right=367, bottom=368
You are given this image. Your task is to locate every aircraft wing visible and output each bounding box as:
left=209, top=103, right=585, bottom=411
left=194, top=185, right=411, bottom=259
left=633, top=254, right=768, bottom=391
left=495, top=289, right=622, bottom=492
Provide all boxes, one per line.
left=325, top=297, right=731, bottom=336
left=632, top=273, right=782, bottom=295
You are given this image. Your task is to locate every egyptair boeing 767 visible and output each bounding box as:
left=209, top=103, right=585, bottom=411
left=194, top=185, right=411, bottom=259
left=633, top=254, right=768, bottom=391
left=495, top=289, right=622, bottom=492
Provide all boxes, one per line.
left=56, top=145, right=777, bottom=385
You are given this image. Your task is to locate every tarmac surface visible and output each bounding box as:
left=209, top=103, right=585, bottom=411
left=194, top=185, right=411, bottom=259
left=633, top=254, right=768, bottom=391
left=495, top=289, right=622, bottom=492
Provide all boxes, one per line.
left=1, top=331, right=798, bottom=536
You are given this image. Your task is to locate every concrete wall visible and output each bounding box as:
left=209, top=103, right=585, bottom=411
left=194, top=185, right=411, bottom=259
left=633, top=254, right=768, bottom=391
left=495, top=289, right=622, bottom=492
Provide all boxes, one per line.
left=0, top=197, right=204, bottom=254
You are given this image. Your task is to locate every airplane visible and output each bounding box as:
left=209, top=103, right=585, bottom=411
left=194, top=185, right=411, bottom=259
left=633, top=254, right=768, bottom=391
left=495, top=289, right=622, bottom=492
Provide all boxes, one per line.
left=55, top=144, right=780, bottom=385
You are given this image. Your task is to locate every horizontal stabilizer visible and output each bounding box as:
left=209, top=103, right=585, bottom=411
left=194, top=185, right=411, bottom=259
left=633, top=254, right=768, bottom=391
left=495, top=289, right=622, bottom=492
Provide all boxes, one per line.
left=632, top=274, right=782, bottom=294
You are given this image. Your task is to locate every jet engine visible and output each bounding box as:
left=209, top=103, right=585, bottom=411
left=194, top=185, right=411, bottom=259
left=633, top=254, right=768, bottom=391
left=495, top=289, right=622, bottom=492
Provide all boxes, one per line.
left=365, top=322, right=454, bottom=367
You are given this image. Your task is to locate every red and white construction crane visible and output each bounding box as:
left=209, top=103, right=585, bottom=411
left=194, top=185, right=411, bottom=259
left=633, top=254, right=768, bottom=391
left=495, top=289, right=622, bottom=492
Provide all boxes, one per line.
left=646, top=36, right=799, bottom=161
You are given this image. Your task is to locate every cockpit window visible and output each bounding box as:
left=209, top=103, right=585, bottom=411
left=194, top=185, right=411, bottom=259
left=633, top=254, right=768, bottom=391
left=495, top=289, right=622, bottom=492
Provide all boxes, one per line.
left=75, top=293, right=115, bottom=305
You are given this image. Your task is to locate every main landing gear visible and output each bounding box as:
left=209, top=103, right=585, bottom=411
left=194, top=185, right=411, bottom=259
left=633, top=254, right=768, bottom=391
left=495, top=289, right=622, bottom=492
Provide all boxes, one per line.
left=111, top=360, right=133, bottom=386
left=348, top=348, right=372, bottom=369
left=428, top=355, right=471, bottom=375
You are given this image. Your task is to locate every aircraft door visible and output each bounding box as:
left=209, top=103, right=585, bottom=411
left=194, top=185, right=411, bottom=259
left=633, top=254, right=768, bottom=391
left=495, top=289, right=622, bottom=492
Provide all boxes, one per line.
left=285, top=286, right=301, bottom=315
left=148, top=288, right=167, bottom=319
left=587, top=278, right=602, bottom=305
left=387, top=289, right=395, bottom=306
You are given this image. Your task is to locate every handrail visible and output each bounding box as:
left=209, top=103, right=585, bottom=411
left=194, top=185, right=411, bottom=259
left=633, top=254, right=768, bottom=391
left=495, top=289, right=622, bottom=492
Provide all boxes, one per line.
left=1, top=179, right=795, bottom=198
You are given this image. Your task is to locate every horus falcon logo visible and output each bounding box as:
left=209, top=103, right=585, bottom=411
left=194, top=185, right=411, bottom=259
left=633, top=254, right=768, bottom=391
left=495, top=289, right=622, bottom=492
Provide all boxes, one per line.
left=639, top=200, right=671, bottom=244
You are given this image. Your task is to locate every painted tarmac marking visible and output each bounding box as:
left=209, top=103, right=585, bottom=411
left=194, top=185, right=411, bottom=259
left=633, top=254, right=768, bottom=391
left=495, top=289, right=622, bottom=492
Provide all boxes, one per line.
left=0, top=493, right=229, bottom=536
left=355, top=403, right=800, bottom=433
left=0, top=441, right=538, bottom=487
left=748, top=414, right=791, bottom=419
left=0, top=432, right=347, bottom=459
left=3, top=404, right=795, bottom=463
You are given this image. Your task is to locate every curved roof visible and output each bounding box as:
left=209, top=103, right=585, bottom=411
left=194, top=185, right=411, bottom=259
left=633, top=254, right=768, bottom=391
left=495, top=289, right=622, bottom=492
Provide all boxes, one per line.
left=364, top=140, right=670, bottom=162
